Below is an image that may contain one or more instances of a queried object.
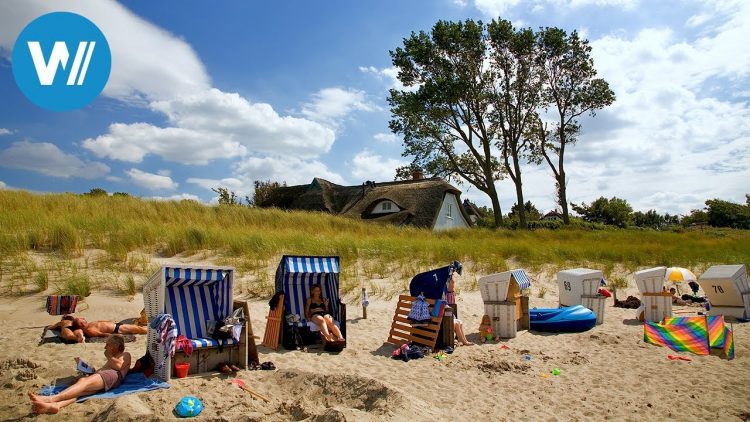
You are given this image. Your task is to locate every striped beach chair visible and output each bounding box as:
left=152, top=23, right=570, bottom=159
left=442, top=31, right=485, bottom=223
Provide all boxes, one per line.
left=274, top=256, right=346, bottom=345
left=143, top=266, right=256, bottom=381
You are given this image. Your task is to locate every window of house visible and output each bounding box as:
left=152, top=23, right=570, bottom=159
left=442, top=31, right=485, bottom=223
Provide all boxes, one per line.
left=382, top=202, right=392, bottom=211
left=447, top=204, right=453, bottom=218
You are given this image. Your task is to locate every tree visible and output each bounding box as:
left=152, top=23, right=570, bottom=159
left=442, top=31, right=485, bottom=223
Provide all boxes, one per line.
left=83, top=188, right=107, bottom=197
left=251, top=180, right=286, bottom=206
left=705, top=198, right=750, bottom=229
left=632, top=210, right=664, bottom=229
left=389, top=20, right=505, bottom=227
left=212, top=187, right=241, bottom=206
left=571, top=196, right=632, bottom=227
left=487, top=19, right=544, bottom=229
left=529, top=28, right=615, bottom=224
left=508, top=201, right=541, bottom=221
left=112, top=192, right=130, bottom=197
left=682, top=209, right=709, bottom=227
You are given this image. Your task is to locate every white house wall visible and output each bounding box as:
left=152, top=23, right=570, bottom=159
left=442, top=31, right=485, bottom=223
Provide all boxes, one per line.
left=434, top=193, right=469, bottom=230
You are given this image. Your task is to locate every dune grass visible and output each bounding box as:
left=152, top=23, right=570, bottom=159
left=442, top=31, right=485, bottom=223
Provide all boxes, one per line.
left=0, top=190, right=749, bottom=296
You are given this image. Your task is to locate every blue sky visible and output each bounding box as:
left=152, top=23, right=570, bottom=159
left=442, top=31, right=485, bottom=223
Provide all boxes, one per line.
left=0, top=0, right=748, bottom=214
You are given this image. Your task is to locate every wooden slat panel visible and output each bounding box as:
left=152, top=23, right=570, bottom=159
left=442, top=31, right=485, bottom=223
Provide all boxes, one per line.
left=262, top=294, right=284, bottom=351
left=387, top=295, right=443, bottom=350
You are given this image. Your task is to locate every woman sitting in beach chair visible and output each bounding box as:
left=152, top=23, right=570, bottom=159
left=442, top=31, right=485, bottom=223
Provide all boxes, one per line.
left=305, top=284, right=345, bottom=344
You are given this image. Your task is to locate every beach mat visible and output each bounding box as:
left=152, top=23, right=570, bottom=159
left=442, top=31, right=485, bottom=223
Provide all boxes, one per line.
left=41, top=372, right=169, bottom=402
left=40, top=329, right=136, bottom=345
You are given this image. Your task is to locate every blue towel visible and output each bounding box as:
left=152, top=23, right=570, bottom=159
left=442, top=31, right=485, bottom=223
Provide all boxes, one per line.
left=41, top=372, right=169, bottom=402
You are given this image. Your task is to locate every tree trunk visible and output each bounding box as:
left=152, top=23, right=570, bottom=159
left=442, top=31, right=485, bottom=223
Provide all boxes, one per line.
left=558, top=172, right=570, bottom=224
left=512, top=154, right=526, bottom=229
left=489, top=185, right=503, bottom=228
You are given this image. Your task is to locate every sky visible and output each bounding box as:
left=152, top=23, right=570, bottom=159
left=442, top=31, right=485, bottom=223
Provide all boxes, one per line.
left=0, top=0, right=748, bottom=215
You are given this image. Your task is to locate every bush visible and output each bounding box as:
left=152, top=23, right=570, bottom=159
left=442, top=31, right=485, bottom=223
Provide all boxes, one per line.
left=34, top=270, right=49, bottom=292
left=50, top=224, right=83, bottom=255
left=57, top=274, right=92, bottom=297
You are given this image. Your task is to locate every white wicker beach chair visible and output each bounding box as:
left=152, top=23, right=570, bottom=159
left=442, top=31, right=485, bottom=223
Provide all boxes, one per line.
left=143, top=265, right=250, bottom=381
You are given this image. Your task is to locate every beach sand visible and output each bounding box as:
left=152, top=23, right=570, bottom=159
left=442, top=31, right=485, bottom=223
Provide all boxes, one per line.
left=1, top=267, right=748, bottom=421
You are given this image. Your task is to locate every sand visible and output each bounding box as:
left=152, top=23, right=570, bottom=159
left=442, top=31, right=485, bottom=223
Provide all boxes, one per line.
left=1, top=267, right=749, bottom=421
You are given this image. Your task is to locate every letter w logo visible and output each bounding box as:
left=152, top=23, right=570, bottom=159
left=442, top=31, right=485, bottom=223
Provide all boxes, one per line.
left=27, top=41, right=96, bottom=86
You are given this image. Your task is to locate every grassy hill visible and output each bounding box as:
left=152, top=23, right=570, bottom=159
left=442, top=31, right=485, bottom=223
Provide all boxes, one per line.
left=1, top=190, right=748, bottom=297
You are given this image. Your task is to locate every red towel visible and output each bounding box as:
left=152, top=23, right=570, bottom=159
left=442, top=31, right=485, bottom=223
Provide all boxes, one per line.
left=46, top=295, right=79, bottom=315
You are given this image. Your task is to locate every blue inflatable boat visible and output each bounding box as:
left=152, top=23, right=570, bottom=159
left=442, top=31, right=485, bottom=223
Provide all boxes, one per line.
left=530, top=305, right=597, bottom=333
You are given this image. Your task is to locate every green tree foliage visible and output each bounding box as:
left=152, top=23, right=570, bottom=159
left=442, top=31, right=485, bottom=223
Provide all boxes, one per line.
left=705, top=198, right=750, bottom=229
left=112, top=192, right=130, bottom=197
left=83, top=188, right=108, bottom=197
left=528, top=28, right=615, bottom=224
left=389, top=19, right=505, bottom=227
left=487, top=20, right=544, bottom=229
left=571, top=196, right=632, bottom=228
left=681, top=209, right=709, bottom=227
left=632, top=210, right=680, bottom=229
left=508, top=201, right=541, bottom=222
left=212, top=187, right=242, bottom=206
left=251, top=180, right=286, bottom=206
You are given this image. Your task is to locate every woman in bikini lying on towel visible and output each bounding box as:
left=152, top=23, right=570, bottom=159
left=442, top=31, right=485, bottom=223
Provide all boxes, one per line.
left=28, top=334, right=131, bottom=414
left=305, top=284, right=345, bottom=344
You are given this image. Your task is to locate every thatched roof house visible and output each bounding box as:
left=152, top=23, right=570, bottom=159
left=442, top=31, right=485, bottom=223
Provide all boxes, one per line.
left=258, top=177, right=472, bottom=230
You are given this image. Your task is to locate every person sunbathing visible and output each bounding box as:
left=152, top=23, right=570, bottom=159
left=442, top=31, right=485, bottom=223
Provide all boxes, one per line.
left=45, top=315, right=85, bottom=343
left=28, top=334, right=131, bottom=414
left=305, top=284, right=345, bottom=343
left=73, top=317, right=148, bottom=338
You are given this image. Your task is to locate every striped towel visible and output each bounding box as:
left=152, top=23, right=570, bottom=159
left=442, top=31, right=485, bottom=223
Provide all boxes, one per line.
left=45, top=295, right=79, bottom=315
left=150, top=314, right=177, bottom=369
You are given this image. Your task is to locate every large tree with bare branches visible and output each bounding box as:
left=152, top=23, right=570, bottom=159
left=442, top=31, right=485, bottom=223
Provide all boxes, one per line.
left=389, top=19, right=505, bottom=227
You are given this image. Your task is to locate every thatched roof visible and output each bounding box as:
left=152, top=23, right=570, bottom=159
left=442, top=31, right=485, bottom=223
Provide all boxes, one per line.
left=258, top=177, right=472, bottom=229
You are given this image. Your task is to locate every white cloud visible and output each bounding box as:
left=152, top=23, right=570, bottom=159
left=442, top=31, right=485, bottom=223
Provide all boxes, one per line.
left=470, top=0, right=638, bottom=16
left=349, top=149, right=408, bottom=182
left=0, top=0, right=210, bottom=103
left=373, top=132, right=398, bottom=143
left=146, top=193, right=201, bottom=202
left=187, top=155, right=346, bottom=199
left=453, top=0, right=468, bottom=6
left=0, top=128, right=11, bottom=136
left=82, top=89, right=336, bottom=163
left=0, top=181, right=6, bottom=189
left=301, top=87, right=376, bottom=127
left=0, top=140, right=109, bottom=179
left=359, top=66, right=414, bottom=91
left=125, top=168, right=178, bottom=191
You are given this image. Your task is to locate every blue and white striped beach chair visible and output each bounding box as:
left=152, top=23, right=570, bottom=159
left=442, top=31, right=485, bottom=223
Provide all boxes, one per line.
left=144, top=266, right=252, bottom=381
left=274, top=255, right=346, bottom=345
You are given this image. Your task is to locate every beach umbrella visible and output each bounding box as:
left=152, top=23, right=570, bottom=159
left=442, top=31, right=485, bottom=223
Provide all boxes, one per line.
left=665, top=267, right=697, bottom=282
left=665, top=267, right=697, bottom=294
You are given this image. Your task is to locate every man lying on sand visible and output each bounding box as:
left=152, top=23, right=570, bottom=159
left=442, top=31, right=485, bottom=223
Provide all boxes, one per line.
left=47, top=316, right=147, bottom=343
left=28, top=334, right=131, bottom=414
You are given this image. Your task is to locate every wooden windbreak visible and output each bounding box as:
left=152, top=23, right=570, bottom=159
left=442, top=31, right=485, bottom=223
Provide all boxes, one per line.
left=387, top=295, right=443, bottom=350
left=262, top=294, right=284, bottom=351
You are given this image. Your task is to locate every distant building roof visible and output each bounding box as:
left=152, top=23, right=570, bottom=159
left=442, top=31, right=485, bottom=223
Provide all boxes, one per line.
left=258, top=177, right=472, bottom=229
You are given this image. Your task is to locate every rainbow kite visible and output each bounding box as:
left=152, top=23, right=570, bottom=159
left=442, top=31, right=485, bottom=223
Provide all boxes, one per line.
left=644, top=315, right=735, bottom=360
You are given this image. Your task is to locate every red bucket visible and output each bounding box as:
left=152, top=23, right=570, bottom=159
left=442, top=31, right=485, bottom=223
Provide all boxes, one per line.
left=174, top=362, right=190, bottom=378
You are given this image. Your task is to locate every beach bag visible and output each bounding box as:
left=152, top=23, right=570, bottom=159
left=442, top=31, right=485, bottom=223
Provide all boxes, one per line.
left=408, top=295, right=431, bottom=322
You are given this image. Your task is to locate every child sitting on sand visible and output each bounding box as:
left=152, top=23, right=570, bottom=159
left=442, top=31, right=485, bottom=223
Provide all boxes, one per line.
left=28, top=334, right=131, bottom=414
